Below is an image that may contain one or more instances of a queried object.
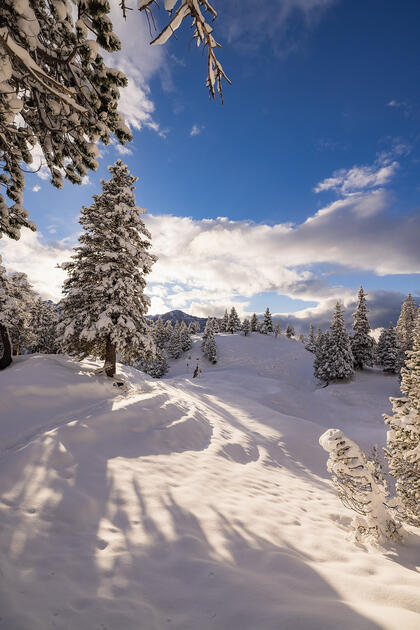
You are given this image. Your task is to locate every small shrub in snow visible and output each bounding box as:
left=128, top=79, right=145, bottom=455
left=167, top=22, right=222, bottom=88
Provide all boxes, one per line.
left=319, top=429, right=401, bottom=543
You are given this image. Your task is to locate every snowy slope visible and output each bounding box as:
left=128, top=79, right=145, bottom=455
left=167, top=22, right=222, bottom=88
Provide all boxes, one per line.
left=0, top=335, right=419, bottom=630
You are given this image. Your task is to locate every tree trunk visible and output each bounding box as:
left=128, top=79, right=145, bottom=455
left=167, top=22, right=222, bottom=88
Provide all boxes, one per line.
left=104, top=335, right=116, bottom=377
left=0, top=324, right=12, bottom=370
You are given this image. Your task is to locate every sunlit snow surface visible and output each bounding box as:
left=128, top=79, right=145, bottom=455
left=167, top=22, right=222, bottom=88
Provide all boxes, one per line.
left=1, top=334, right=419, bottom=630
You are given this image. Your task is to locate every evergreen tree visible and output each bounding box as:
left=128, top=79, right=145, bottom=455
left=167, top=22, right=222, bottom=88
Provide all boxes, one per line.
left=305, top=324, right=316, bottom=352
left=180, top=321, right=192, bottom=352
left=274, top=322, right=281, bottom=338
left=30, top=299, right=58, bottom=354
left=351, top=286, right=374, bottom=370
left=0, top=256, right=14, bottom=369
left=298, top=333, right=305, bottom=343
left=8, top=272, right=36, bottom=354
left=377, top=323, right=400, bottom=374
left=315, top=327, right=323, bottom=347
left=203, top=329, right=217, bottom=364
left=164, top=320, right=173, bottom=342
left=168, top=327, right=183, bottom=359
left=227, top=306, right=241, bottom=333
left=250, top=313, right=259, bottom=332
left=260, top=307, right=273, bottom=334
left=139, top=352, right=169, bottom=379
left=0, top=0, right=227, bottom=240
left=383, top=309, right=420, bottom=527
left=241, top=318, right=251, bottom=336
left=57, top=160, right=156, bottom=377
left=285, top=324, right=295, bottom=339
left=314, top=304, right=354, bottom=382
left=396, top=293, right=418, bottom=351
left=220, top=309, right=229, bottom=332
left=188, top=321, right=199, bottom=334
left=153, top=317, right=167, bottom=350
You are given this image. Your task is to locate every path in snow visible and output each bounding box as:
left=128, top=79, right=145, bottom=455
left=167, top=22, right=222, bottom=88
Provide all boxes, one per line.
left=0, top=335, right=419, bottom=630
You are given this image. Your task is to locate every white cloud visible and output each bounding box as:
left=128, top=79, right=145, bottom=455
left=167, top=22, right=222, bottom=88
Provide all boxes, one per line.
left=116, top=144, right=133, bottom=156
left=2, top=190, right=418, bottom=320
left=32, top=185, right=41, bottom=192
left=314, top=157, right=399, bottom=195
left=190, top=124, right=202, bottom=137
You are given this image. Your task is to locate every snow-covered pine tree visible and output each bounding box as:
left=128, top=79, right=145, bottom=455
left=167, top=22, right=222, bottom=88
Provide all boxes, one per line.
left=57, top=160, right=156, bottom=377
left=250, top=313, right=259, bottom=332
left=383, top=309, right=420, bottom=527
left=285, top=324, right=295, bottom=339
left=315, top=327, right=323, bottom=347
left=211, top=318, right=219, bottom=333
left=241, top=318, right=251, bottom=336
left=180, top=321, right=192, bottom=352
left=305, top=324, right=316, bottom=352
left=203, top=329, right=217, bottom=364
left=8, top=271, right=36, bottom=354
left=314, top=304, right=354, bottom=382
left=0, top=256, right=14, bottom=369
left=351, top=286, right=374, bottom=370
left=274, top=322, right=281, bottom=338
left=152, top=317, right=168, bottom=350
left=30, top=298, right=58, bottom=354
left=227, top=306, right=241, bottom=334
left=260, top=307, right=273, bottom=334
left=377, top=323, right=400, bottom=374
left=396, top=294, right=418, bottom=352
left=220, top=309, right=229, bottom=332
left=1, top=0, right=228, bottom=240
left=188, top=321, right=199, bottom=334
left=298, top=333, right=305, bottom=343
left=168, top=327, right=183, bottom=359
left=319, top=428, right=401, bottom=543
left=138, top=351, right=169, bottom=379
left=164, top=320, right=173, bottom=341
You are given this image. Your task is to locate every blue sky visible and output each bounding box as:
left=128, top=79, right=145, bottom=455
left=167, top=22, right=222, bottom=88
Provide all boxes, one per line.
left=1, top=0, right=419, bottom=329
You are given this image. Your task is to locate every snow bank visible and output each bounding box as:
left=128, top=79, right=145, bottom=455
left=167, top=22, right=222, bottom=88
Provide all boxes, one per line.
left=0, top=335, right=419, bottom=630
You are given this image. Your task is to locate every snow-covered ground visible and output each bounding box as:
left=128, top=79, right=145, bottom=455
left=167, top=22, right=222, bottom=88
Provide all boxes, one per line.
left=1, top=334, right=419, bottom=630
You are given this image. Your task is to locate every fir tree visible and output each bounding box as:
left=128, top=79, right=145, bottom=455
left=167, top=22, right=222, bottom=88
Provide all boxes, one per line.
left=250, top=313, right=259, bottom=332
left=241, top=318, right=251, bottom=336
left=274, top=322, right=281, bottom=338
left=8, top=272, right=36, bottom=354
left=384, top=309, right=420, bottom=527
left=285, top=324, right=295, bottom=339
left=168, top=327, right=183, bottom=359
left=180, top=321, right=192, bottom=352
left=0, top=256, right=14, bottom=369
left=203, top=329, right=217, bottom=364
left=298, top=333, right=305, bottom=343
left=377, top=323, right=400, bottom=374
left=260, top=307, right=273, bottom=334
left=153, top=317, right=167, bottom=350
left=220, top=309, right=229, bottom=332
left=314, top=304, right=354, bottom=382
left=139, top=352, right=169, bottom=379
left=351, top=286, right=374, bottom=370
left=164, top=320, right=173, bottom=341
left=396, top=293, right=418, bottom=351
left=30, top=299, right=58, bottom=354
left=305, top=324, right=316, bottom=352
left=227, top=306, right=241, bottom=334
left=57, top=160, right=156, bottom=377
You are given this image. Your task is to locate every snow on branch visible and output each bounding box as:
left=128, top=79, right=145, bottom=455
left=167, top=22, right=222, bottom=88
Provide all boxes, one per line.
left=138, top=0, right=231, bottom=102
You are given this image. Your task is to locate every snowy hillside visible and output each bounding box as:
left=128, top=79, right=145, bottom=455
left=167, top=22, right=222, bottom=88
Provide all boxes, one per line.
left=1, top=334, right=419, bottom=630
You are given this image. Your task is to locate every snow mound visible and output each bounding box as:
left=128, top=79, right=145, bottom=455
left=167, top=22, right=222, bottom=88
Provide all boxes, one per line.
left=1, top=337, right=419, bottom=630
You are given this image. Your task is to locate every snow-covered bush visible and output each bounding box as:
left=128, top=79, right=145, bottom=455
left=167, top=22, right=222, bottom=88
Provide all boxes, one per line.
left=138, top=352, right=169, bottom=379
left=319, top=429, right=401, bottom=543
left=274, top=322, right=281, bottom=338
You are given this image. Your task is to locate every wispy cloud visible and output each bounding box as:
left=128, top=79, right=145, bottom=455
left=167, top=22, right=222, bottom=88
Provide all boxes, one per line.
left=190, top=124, right=203, bottom=137
left=32, top=185, right=41, bottom=192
